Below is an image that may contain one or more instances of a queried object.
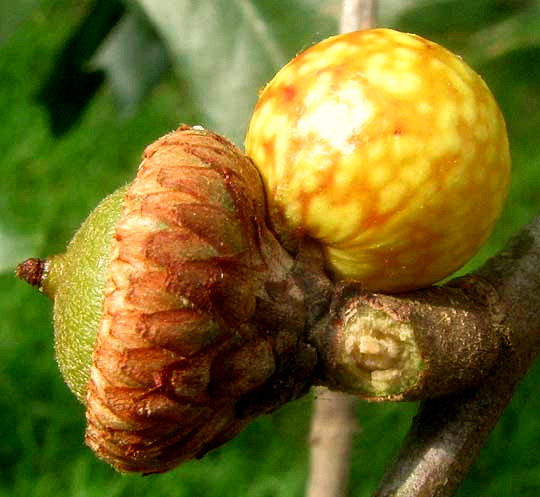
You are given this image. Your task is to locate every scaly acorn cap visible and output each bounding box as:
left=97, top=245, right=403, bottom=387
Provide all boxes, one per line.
left=18, top=126, right=315, bottom=474
left=84, top=126, right=313, bottom=473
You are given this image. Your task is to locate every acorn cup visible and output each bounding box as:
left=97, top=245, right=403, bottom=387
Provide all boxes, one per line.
left=17, top=126, right=317, bottom=473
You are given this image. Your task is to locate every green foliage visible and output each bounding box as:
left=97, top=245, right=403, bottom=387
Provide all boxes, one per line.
left=2, top=1, right=540, bottom=496
left=129, top=0, right=336, bottom=145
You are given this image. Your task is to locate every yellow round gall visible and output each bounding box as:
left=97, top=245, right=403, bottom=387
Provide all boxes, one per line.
left=245, top=28, right=511, bottom=292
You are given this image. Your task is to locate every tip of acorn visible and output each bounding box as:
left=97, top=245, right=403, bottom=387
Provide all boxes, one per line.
left=16, top=258, right=48, bottom=288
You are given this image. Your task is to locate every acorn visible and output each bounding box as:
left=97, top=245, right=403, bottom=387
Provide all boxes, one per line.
left=245, top=28, right=511, bottom=292
left=17, top=126, right=317, bottom=473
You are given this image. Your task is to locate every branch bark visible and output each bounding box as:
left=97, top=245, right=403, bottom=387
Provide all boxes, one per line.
left=313, top=275, right=504, bottom=400
left=372, top=216, right=540, bottom=497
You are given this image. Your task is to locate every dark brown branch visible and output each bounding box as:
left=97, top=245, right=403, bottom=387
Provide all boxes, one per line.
left=372, top=215, right=540, bottom=497
left=478, top=216, right=540, bottom=360
left=372, top=347, right=521, bottom=497
left=312, top=275, right=504, bottom=400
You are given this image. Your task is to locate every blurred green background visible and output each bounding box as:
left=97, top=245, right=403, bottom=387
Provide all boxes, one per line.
left=2, top=1, right=539, bottom=496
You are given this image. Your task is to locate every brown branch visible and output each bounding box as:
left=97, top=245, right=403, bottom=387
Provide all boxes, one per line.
left=312, top=275, right=504, bottom=400
left=371, top=216, right=540, bottom=497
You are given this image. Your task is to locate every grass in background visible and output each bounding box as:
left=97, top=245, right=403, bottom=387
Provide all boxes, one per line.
left=2, top=1, right=540, bottom=496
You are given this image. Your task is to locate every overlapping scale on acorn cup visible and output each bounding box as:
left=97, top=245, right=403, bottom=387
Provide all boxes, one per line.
left=17, top=126, right=312, bottom=473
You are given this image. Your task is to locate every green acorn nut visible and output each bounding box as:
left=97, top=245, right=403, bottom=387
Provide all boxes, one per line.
left=17, top=126, right=313, bottom=474
left=16, top=186, right=128, bottom=402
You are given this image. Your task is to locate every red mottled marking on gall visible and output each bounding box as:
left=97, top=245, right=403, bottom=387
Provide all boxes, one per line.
left=245, top=28, right=511, bottom=292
